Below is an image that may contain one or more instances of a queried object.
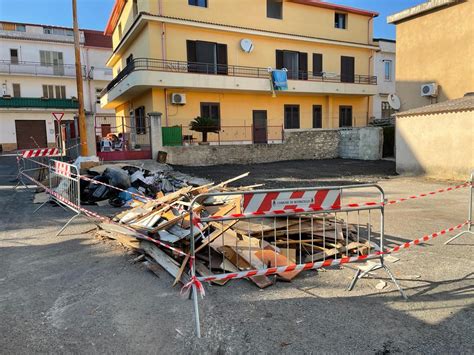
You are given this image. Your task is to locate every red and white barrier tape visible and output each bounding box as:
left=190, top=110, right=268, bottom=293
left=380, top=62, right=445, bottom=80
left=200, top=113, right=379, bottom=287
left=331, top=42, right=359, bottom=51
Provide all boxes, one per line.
left=20, top=172, right=189, bottom=257
left=196, top=221, right=469, bottom=283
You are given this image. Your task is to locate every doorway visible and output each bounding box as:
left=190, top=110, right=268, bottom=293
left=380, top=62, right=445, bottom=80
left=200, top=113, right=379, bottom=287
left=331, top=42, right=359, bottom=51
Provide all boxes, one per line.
left=252, top=110, right=267, bottom=144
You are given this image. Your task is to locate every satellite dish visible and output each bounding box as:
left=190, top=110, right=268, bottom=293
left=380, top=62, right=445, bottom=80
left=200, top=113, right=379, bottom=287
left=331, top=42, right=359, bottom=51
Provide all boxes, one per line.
left=387, top=93, right=401, bottom=110
left=240, top=39, right=254, bottom=53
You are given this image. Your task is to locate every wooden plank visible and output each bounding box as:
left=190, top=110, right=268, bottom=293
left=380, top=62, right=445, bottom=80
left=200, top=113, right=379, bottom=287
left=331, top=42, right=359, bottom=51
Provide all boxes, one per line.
left=208, top=172, right=249, bottom=192
left=304, top=241, right=368, bottom=262
left=219, top=246, right=273, bottom=288
left=195, top=260, right=229, bottom=286
left=254, top=249, right=302, bottom=281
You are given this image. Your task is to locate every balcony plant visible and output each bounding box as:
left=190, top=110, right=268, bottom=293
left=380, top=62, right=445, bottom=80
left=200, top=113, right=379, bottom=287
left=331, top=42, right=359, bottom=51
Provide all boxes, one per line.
left=189, top=116, right=219, bottom=144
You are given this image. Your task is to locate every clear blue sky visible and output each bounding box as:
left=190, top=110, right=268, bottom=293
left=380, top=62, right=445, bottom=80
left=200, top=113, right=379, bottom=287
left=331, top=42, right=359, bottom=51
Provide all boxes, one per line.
left=0, top=0, right=425, bottom=39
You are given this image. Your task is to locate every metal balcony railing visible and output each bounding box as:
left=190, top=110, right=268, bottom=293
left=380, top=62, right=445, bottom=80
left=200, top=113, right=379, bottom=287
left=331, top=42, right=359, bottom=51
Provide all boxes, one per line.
left=0, top=60, right=85, bottom=77
left=101, top=58, right=378, bottom=96
left=0, top=97, right=79, bottom=109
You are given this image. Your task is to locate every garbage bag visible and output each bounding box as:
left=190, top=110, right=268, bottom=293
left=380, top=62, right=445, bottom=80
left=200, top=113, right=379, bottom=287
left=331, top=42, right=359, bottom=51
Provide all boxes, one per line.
left=102, top=167, right=131, bottom=189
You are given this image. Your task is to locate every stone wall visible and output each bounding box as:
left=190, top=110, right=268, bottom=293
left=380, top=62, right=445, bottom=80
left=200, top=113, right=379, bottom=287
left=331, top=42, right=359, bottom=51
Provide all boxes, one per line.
left=160, top=127, right=383, bottom=166
left=339, top=127, right=383, bottom=160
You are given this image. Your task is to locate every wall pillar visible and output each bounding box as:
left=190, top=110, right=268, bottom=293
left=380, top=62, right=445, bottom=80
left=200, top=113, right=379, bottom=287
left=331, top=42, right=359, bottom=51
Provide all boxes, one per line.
left=85, top=112, right=97, bottom=156
left=326, top=96, right=334, bottom=128
left=148, top=112, right=163, bottom=160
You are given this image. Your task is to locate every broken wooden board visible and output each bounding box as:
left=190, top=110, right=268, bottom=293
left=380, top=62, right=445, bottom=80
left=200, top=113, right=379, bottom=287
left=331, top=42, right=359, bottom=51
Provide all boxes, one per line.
left=254, top=249, right=302, bottom=281
left=304, top=241, right=369, bottom=263
left=195, top=260, right=228, bottom=286
left=219, top=246, right=273, bottom=288
left=141, top=241, right=189, bottom=284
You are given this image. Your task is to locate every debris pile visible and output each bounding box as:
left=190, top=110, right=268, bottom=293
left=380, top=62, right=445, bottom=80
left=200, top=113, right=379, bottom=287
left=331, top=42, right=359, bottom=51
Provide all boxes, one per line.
left=96, top=172, right=376, bottom=289
left=81, top=163, right=210, bottom=207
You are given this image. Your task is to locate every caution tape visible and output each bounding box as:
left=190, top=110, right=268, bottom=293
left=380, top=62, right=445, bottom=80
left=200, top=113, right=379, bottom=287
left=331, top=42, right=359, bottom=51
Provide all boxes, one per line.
left=196, top=221, right=469, bottom=283
left=20, top=172, right=189, bottom=258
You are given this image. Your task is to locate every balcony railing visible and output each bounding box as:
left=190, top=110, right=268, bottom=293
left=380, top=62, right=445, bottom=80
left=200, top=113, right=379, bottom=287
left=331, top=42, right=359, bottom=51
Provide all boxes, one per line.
left=102, top=58, right=378, bottom=96
left=0, top=60, right=85, bottom=77
left=0, top=97, right=79, bottom=109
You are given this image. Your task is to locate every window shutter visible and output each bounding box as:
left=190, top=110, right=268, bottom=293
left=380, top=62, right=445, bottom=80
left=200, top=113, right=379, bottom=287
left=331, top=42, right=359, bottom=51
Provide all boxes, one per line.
left=216, top=43, right=228, bottom=75
left=313, top=53, right=323, bottom=75
left=298, top=52, right=308, bottom=80
left=186, top=40, right=197, bottom=73
left=186, top=40, right=196, bottom=62
left=276, top=50, right=283, bottom=69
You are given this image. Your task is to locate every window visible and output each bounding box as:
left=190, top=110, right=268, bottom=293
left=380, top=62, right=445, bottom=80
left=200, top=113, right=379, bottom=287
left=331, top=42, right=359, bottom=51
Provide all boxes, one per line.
left=335, top=13, right=347, bottom=29
left=96, top=88, right=103, bottom=104
left=12, top=83, right=21, bottom=98
left=341, top=56, right=355, bottom=83
left=10, top=49, right=19, bottom=64
left=384, top=60, right=392, bottom=81
left=267, top=0, right=282, bottom=19
left=39, top=50, right=63, bottom=66
left=313, top=53, right=323, bottom=76
left=313, top=105, right=322, bottom=128
left=284, top=105, right=300, bottom=129
left=187, top=40, right=228, bottom=75
left=276, top=50, right=308, bottom=80
left=381, top=101, right=394, bottom=119
left=339, top=106, right=353, bottom=127
left=132, top=0, right=138, bottom=17
left=134, top=106, right=147, bottom=134
left=200, top=102, right=220, bottom=129
left=42, top=85, right=66, bottom=99
left=188, top=0, right=207, bottom=7
left=0, top=23, right=25, bottom=32
left=43, top=27, right=73, bottom=36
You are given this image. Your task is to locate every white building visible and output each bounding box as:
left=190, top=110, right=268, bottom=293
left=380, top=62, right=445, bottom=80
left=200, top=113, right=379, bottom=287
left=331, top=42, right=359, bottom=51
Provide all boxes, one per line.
left=372, top=38, right=396, bottom=120
left=0, top=21, right=113, bottom=151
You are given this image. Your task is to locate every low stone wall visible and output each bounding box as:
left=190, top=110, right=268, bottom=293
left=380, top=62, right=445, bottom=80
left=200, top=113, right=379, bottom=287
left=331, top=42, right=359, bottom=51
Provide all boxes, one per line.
left=161, top=128, right=382, bottom=166
left=339, top=127, right=383, bottom=160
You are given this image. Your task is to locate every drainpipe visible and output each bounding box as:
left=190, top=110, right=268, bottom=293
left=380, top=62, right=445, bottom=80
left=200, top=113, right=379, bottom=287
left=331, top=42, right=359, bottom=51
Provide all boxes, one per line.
left=158, top=0, right=168, bottom=126
left=367, top=53, right=373, bottom=125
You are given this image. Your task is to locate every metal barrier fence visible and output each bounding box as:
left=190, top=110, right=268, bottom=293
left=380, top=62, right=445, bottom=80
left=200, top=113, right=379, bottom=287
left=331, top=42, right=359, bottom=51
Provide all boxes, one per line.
left=16, top=154, right=80, bottom=236
left=445, top=171, right=473, bottom=244
left=188, top=184, right=406, bottom=337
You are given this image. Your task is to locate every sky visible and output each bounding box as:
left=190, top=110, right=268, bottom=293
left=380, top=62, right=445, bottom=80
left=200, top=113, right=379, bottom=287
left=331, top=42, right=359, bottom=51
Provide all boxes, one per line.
left=0, top=0, right=426, bottom=39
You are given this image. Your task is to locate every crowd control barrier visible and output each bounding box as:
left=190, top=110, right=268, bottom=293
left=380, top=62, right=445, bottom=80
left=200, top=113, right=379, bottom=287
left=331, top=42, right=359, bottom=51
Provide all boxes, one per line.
left=445, top=171, right=474, bottom=244
left=188, top=184, right=406, bottom=337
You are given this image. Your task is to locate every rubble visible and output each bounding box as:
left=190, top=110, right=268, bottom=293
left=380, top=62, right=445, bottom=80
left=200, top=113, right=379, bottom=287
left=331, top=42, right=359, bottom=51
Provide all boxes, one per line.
left=95, top=171, right=377, bottom=289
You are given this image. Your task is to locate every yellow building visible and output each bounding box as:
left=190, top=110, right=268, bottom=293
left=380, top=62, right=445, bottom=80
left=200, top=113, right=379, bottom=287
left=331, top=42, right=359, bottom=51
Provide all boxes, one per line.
left=101, top=0, right=379, bottom=144
left=388, top=0, right=474, bottom=111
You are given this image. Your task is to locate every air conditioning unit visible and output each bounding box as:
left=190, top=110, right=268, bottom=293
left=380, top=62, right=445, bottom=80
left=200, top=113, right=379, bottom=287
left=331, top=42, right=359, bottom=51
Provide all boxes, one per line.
left=171, top=93, right=186, bottom=105
left=421, top=83, right=438, bottom=97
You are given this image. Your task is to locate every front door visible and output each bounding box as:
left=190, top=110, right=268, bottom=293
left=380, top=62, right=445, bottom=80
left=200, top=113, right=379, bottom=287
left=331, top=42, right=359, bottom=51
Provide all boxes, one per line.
left=15, top=120, right=47, bottom=149
left=252, top=110, right=267, bottom=144
left=341, top=56, right=355, bottom=83
left=101, top=124, right=111, bottom=137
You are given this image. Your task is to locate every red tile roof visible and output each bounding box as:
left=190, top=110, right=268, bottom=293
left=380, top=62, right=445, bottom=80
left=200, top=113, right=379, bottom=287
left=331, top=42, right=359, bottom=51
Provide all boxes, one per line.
left=83, top=29, right=112, bottom=48
left=289, top=0, right=378, bottom=17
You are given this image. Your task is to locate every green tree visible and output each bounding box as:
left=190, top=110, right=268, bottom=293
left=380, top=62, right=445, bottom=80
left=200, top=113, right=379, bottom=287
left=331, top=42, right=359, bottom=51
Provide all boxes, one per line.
left=189, top=116, right=219, bottom=143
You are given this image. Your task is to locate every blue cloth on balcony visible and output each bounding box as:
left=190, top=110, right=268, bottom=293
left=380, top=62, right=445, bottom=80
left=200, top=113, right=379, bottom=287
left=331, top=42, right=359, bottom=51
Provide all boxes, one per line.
left=271, top=70, right=288, bottom=91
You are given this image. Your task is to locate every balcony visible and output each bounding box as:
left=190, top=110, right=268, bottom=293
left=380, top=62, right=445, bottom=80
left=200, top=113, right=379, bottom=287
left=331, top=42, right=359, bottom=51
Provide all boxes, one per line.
left=0, top=97, right=79, bottom=109
left=101, top=58, right=378, bottom=108
left=0, top=60, right=85, bottom=78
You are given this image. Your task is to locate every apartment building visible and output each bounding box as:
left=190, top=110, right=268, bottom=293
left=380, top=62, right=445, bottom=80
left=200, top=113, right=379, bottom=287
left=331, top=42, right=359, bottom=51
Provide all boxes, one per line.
left=0, top=21, right=113, bottom=151
left=388, top=0, right=474, bottom=111
left=100, top=0, right=379, bottom=145
left=372, top=38, right=396, bottom=120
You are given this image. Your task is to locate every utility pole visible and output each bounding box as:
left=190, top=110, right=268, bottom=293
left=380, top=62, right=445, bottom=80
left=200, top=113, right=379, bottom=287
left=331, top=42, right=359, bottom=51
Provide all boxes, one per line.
left=72, top=0, right=88, bottom=156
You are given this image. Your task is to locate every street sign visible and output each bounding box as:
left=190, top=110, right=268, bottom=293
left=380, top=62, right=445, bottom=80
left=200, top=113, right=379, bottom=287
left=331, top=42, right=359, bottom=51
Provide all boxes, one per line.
left=52, top=112, right=65, bottom=123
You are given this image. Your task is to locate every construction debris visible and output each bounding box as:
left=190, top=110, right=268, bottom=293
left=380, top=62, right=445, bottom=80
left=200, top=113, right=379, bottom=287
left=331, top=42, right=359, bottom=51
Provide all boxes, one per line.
left=95, top=171, right=378, bottom=289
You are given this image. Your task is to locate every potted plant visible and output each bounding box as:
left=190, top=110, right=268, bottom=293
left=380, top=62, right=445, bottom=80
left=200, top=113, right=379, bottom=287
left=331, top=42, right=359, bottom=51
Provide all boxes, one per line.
left=189, top=116, right=219, bottom=145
